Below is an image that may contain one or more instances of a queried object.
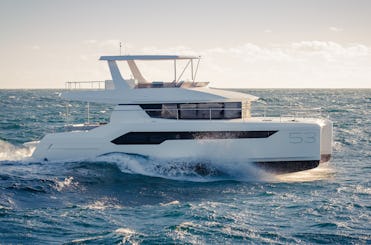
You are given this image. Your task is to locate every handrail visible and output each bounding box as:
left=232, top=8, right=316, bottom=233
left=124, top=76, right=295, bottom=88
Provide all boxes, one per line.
left=63, top=104, right=327, bottom=130
left=115, top=106, right=325, bottom=121
left=251, top=106, right=323, bottom=116
left=65, top=81, right=106, bottom=90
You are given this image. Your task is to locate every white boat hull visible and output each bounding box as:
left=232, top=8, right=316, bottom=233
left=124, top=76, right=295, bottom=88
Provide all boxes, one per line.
left=32, top=115, right=332, bottom=173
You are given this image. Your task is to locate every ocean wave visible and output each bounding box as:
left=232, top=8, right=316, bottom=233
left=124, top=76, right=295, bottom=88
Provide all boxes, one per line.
left=0, top=89, right=370, bottom=243
left=114, top=228, right=139, bottom=244
left=0, top=194, right=15, bottom=210
left=54, top=176, right=78, bottom=192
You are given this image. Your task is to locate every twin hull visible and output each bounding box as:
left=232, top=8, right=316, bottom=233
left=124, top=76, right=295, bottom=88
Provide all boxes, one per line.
left=32, top=117, right=332, bottom=173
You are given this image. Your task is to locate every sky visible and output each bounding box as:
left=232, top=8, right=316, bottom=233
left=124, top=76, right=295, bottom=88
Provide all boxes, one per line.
left=0, top=0, right=371, bottom=88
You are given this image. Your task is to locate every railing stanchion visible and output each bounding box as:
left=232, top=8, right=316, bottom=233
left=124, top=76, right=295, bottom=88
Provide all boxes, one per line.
left=264, top=106, right=266, bottom=118
left=87, top=102, right=90, bottom=125
left=66, top=102, right=69, bottom=125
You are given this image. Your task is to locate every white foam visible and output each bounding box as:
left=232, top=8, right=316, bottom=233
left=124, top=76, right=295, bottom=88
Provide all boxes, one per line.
left=97, top=154, right=149, bottom=175
left=115, top=228, right=136, bottom=235
left=96, top=153, right=270, bottom=182
left=0, top=196, right=15, bottom=210
left=71, top=235, right=105, bottom=243
left=54, top=176, right=77, bottom=191
left=172, top=221, right=204, bottom=243
left=160, top=200, right=180, bottom=206
left=115, top=228, right=138, bottom=244
left=0, top=140, right=36, bottom=161
left=337, top=185, right=371, bottom=195
left=81, top=197, right=123, bottom=210
left=355, top=185, right=371, bottom=195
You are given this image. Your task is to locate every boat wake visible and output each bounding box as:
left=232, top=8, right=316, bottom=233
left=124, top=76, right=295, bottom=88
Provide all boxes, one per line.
left=0, top=142, right=266, bottom=182
left=95, top=152, right=272, bottom=182
left=0, top=141, right=332, bottom=183
left=0, top=140, right=36, bottom=161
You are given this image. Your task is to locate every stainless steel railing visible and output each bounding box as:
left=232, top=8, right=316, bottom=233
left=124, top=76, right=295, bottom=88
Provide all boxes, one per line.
left=250, top=106, right=325, bottom=120
left=65, top=81, right=106, bottom=90
left=63, top=104, right=327, bottom=132
left=114, top=106, right=326, bottom=121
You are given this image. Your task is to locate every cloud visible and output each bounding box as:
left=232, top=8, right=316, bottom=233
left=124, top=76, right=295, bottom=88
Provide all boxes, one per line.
left=99, top=39, right=121, bottom=48
left=329, top=26, right=343, bottom=32
left=73, top=41, right=371, bottom=88
left=190, top=42, right=371, bottom=88
left=83, top=40, right=97, bottom=45
left=31, top=45, right=40, bottom=50
left=79, top=55, right=88, bottom=61
left=83, top=39, right=134, bottom=49
left=291, top=41, right=370, bottom=61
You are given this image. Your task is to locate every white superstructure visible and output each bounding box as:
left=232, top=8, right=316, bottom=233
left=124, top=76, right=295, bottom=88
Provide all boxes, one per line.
left=32, top=55, right=333, bottom=173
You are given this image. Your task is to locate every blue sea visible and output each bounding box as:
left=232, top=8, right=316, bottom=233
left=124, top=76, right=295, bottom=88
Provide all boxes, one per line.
left=0, top=89, right=370, bottom=244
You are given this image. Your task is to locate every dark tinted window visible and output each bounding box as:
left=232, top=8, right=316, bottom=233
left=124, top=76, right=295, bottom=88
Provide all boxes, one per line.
left=111, top=130, right=278, bottom=145
left=140, top=104, right=162, bottom=118
left=140, top=102, right=242, bottom=120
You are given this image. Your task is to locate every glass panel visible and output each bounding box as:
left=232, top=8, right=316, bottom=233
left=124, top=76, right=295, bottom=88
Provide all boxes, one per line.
left=141, top=102, right=242, bottom=120
left=140, top=104, right=162, bottom=118
left=179, top=104, right=197, bottom=119
left=208, top=103, right=224, bottom=119
left=224, top=102, right=242, bottom=119
left=197, top=103, right=212, bottom=119
left=162, top=104, right=178, bottom=119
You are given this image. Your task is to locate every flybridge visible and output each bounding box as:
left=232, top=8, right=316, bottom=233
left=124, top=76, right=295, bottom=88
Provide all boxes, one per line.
left=66, top=55, right=204, bottom=90
left=61, top=54, right=258, bottom=104
left=100, top=55, right=202, bottom=87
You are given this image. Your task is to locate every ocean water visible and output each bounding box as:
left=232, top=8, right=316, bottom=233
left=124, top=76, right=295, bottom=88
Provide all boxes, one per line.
left=0, top=89, right=370, bottom=244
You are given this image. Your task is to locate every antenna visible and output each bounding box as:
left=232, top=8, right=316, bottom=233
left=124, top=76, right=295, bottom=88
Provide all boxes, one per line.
left=119, top=42, right=122, bottom=55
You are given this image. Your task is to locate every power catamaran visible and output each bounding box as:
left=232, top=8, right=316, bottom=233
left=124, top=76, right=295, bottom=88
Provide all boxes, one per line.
left=32, top=55, right=333, bottom=173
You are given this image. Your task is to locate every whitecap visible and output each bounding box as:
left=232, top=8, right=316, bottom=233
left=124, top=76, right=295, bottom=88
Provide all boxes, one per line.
left=160, top=200, right=180, bottom=206
left=172, top=221, right=204, bottom=243
left=355, top=185, right=371, bottom=195
left=81, top=197, right=123, bottom=210
left=54, top=176, right=77, bottom=191
left=115, top=228, right=140, bottom=244
left=115, top=228, right=136, bottom=235
left=71, top=235, right=105, bottom=243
